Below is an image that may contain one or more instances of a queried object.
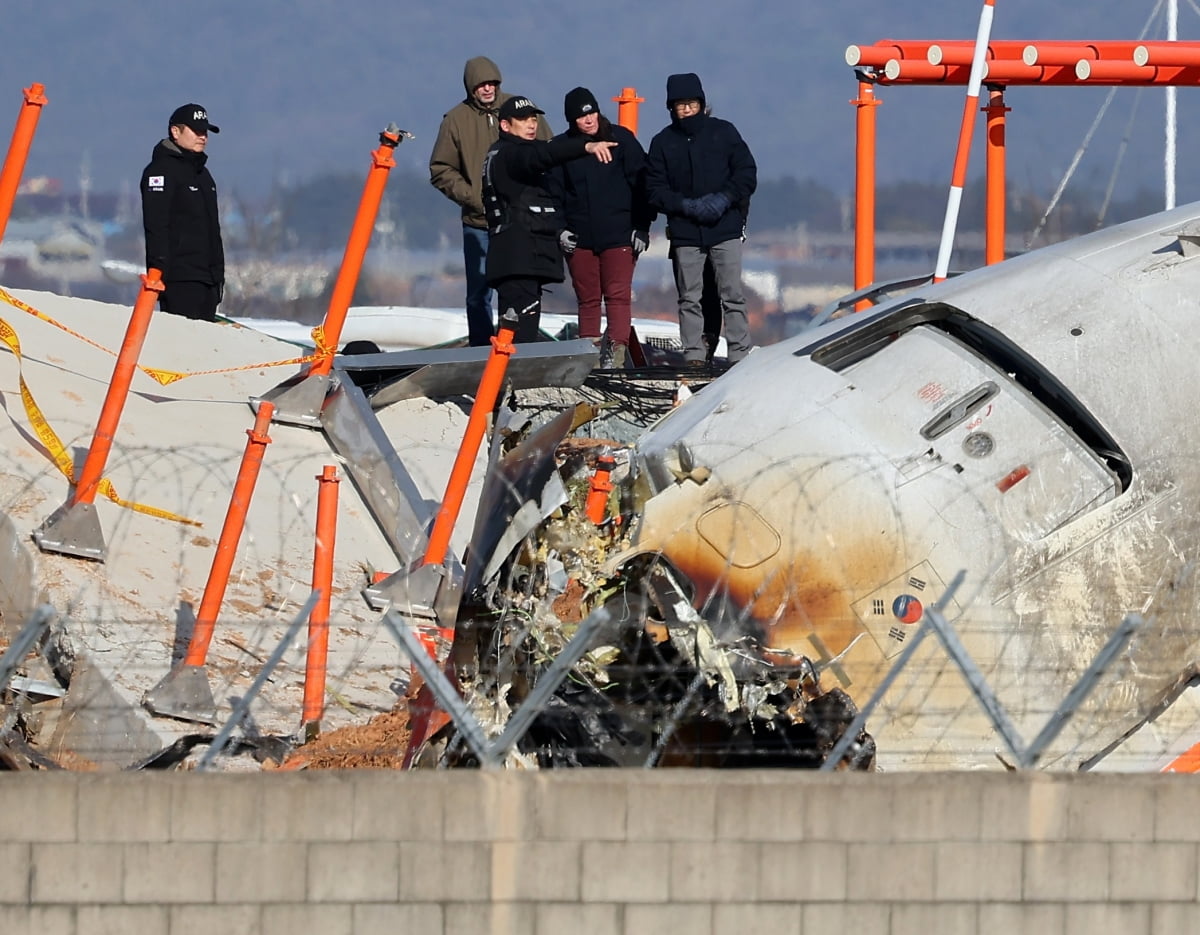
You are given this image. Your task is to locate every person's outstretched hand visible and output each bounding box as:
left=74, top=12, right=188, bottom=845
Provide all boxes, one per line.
left=585, top=140, right=618, bottom=163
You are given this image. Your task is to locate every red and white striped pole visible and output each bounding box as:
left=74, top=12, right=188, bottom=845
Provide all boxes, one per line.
left=933, top=0, right=996, bottom=283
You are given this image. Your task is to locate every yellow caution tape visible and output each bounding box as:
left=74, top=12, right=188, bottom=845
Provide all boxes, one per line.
left=0, top=314, right=200, bottom=526
left=0, top=286, right=325, bottom=384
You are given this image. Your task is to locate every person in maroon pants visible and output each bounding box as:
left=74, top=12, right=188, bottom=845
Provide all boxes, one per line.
left=551, top=87, right=656, bottom=368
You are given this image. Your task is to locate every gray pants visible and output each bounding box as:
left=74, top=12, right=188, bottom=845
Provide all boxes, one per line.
left=672, top=240, right=752, bottom=363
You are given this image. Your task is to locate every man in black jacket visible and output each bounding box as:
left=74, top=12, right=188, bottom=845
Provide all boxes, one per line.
left=483, top=95, right=618, bottom=343
left=140, top=104, right=225, bottom=321
left=646, top=74, right=757, bottom=365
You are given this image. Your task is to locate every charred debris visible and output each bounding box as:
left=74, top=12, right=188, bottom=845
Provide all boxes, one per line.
left=407, top=357, right=875, bottom=772
left=0, top=344, right=873, bottom=772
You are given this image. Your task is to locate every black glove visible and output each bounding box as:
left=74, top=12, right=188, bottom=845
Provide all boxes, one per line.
left=631, top=230, right=649, bottom=256
left=215, top=281, right=224, bottom=305
left=559, top=230, right=578, bottom=255
left=680, top=197, right=703, bottom=221
left=692, top=192, right=731, bottom=224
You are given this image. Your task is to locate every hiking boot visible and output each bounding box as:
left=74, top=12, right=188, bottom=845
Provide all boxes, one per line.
left=609, top=342, right=627, bottom=369
left=594, top=336, right=612, bottom=369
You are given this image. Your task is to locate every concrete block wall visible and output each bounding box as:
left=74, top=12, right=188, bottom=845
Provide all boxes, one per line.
left=1, top=770, right=1198, bottom=933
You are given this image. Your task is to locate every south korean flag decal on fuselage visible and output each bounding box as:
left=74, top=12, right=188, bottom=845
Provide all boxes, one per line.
left=148, top=175, right=165, bottom=191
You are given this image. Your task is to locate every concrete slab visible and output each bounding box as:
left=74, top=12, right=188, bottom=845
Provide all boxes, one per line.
left=0, top=287, right=490, bottom=766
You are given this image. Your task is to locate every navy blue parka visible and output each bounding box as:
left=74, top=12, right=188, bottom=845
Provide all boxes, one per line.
left=645, top=96, right=756, bottom=248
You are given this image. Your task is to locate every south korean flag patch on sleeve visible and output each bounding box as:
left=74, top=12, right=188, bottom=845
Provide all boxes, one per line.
left=148, top=175, right=165, bottom=191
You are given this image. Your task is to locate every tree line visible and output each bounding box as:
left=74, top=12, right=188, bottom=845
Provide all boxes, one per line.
left=11, top=170, right=1164, bottom=257
left=238, top=170, right=1165, bottom=255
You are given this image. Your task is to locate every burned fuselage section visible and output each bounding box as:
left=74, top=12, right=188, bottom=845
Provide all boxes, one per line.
left=622, top=205, right=1200, bottom=771
left=352, top=205, right=1200, bottom=773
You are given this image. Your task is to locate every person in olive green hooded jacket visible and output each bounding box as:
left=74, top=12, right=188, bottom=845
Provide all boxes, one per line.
left=430, top=56, right=551, bottom=345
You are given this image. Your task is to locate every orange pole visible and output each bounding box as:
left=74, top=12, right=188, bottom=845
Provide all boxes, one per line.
left=1076, top=60, right=1198, bottom=84
left=74, top=268, right=165, bottom=504
left=309, top=127, right=401, bottom=376
left=853, top=80, right=878, bottom=309
left=1163, top=741, right=1200, bottom=773
left=422, top=314, right=517, bottom=566
left=927, top=43, right=1028, bottom=66
left=182, top=402, right=276, bottom=666
left=302, top=464, right=340, bottom=731
left=0, top=83, right=47, bottom=246
left=1135, top=42, right=1200, bottom=67
left=978, top=62, right=1078, bottom=85
left=984, top=88, right=1008, bottom=266
left=881, top=60, right=966, bottom=83
left=585, top=454, right=616, bottom=524
left=880, top=57, right=1187, bottom=87
left=613, top=86, right=644, bottom=136
left=1021, top=41, right=1143, bottom=66
left=847, top=41, right=968, bottom=69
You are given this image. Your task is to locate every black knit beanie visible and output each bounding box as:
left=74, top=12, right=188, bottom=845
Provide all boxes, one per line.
left=564, top=86, right=600, bottom=123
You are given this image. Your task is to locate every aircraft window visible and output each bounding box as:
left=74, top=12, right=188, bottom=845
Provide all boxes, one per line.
left=805, top=303, right=1132, bottom=491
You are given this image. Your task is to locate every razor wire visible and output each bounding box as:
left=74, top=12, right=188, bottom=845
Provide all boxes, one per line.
left=0, top=394, right=1197, bottom=773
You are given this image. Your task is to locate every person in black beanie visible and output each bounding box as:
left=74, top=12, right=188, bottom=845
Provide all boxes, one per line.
left=646, top=73, right=756, bottom=365
left=482, top=95, right=618, bottom=343
left=551, top=86, right=656, bottom=369
left=140, top=104, right=225, bottom=321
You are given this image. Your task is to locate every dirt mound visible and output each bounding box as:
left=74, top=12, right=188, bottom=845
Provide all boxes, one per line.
left=278, top=703, right=410, bottom=770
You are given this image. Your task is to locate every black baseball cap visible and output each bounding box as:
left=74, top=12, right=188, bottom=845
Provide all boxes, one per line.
left=169, top=104, right=220, bottom=135
left=499, top=96, right=544, bottom=121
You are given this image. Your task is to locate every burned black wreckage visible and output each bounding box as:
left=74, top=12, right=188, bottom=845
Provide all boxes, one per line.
left=316, top=330, right=875, bottom=772
left=347, top=204, right=1200, bottom=775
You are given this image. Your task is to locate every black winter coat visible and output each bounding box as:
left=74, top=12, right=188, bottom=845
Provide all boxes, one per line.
left=645, top=112, right=756, bottom=248
left=140, top=140, right=224, bottom=285
left=550, top=120, right=656, bottom=252
left=484, top=132, right=590, bottom=284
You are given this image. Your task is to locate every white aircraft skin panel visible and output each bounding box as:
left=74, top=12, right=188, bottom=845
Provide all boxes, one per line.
left=630, top=201, right=1200, bottom=770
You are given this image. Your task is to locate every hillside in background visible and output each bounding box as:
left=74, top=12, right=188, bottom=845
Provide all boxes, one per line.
left=3, top=0, right=1197, bottom=211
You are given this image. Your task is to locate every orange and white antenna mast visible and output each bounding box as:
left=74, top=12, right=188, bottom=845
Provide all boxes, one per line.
left=1166, top=0, right=1177, bottom=209
left=933, top=0, right=996, bottom=282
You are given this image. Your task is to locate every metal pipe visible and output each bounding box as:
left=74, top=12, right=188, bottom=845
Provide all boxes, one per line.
left=984, top=87, right=1009, bottom=265
left=882, top=60, right=965, bottom=83
left=1167, top=0, right=1178, bottom=210
left=0, top=605, right=55, bottom=693
left=184, top=402, right=276, bottom=666
left=421, top=311, right=518, bottom=567
left=302, top=465, right=340, bottom=734
left=933, top=0, right=996, bottom=284
left=309, top=125, right=402, bottom=376
left=1134, top=42, right=1200, bottom=67
left=613, top=86, right=644, bottom=136
left=853, top=80, right=878, bottom=308
left=847, top=40, right=972, bottom=69
left=197, top=590, right=320, bottom=771
left=0, top=83, right=47, bottom=246
left=73, top=269, right=165, bottom=504
left=1022, top=41, right=1144, bottom=66
left=1076, top=60, right=1197, bottom=83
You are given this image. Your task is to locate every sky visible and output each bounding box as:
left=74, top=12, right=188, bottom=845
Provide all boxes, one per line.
left=3, top=0, right=1198, bottom=210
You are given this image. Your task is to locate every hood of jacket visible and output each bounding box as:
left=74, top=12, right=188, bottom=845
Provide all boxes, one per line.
left=665, top=72, right=705, bottom=107
left=463, top=56, right=503, bottom=103
left=151, top=138, right=208, bottom=169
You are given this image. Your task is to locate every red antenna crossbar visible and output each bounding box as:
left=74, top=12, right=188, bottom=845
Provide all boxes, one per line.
left=1136, top=42, right=1200, bottom=67
left=1019, top=41, right=1147, bottom=66
left=1077, top=60, right=1200, bottom=84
